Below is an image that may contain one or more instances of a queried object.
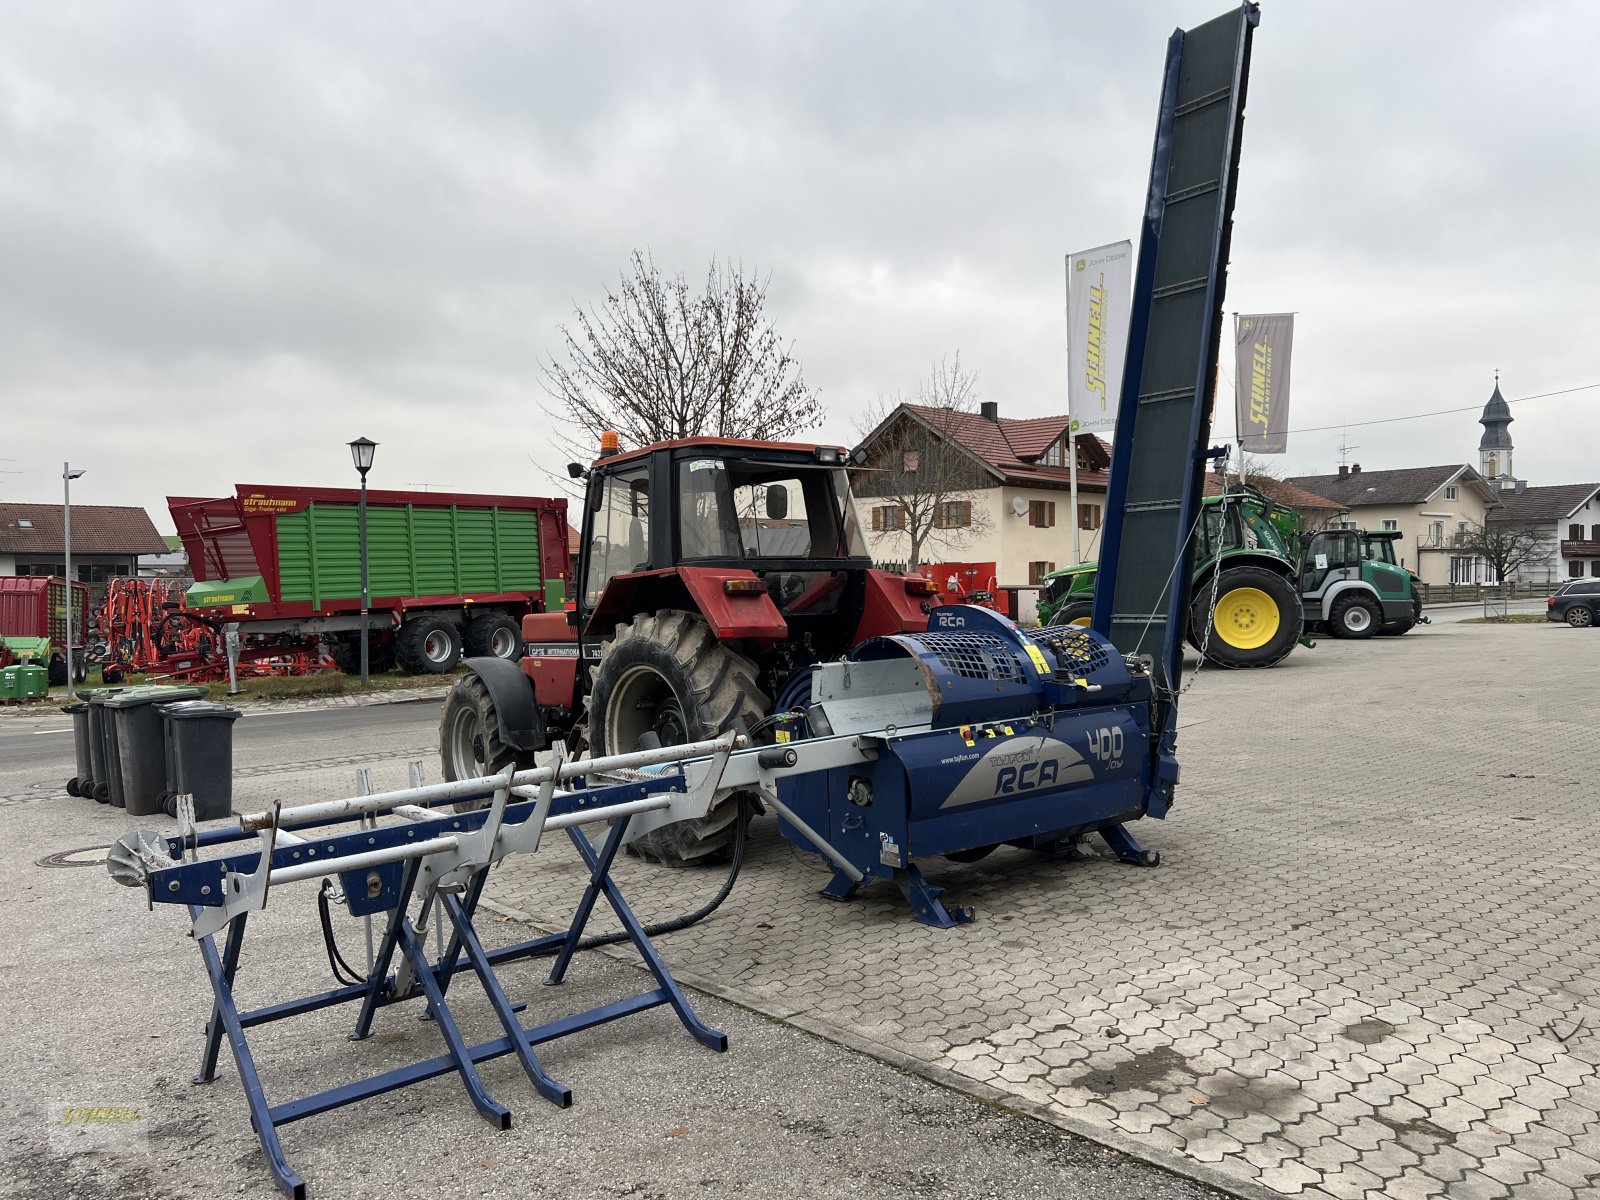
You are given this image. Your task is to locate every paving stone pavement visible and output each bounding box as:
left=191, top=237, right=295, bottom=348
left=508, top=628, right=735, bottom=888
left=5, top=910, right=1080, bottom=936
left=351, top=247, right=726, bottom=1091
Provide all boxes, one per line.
left=485, top=620, right=1600, bottom=1198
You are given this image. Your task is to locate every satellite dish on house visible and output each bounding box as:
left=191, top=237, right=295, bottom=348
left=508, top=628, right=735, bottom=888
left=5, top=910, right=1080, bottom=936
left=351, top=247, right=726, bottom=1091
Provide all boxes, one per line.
left=1011, top=497, right=1029, bottom=518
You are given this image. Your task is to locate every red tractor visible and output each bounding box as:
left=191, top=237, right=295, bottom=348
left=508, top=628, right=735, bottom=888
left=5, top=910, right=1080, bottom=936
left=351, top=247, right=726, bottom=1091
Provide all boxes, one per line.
left=439, top=434, right=938, bottom=865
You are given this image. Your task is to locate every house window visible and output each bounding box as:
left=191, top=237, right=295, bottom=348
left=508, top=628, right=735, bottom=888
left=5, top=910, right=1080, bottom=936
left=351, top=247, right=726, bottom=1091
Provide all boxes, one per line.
left=1078, top=503, right=1102, bottom=531
left=871, top=505, right=906, bottom=532
left=16, top=519, right=31, bottom=528
left=1040, top=439, right=1066, bottom=468
left=1381, top=519, right=1399, bottom=531
left=1593, top=561, right=1600, bottom=578
left=1450, top=556, right=1474, bottom=584
left=1028, top=500, right=1056, bottom=528
left=1430, top=521, right=1444, bottom=545
left=1571, top=524, right=1585, bottom=541
left=1592, top=524, right=1600, bottom=540
left=1027, top=561, right=1056, bottom=585
left=1572, top=562, right=1585, bottom=578
left=1445, top=485, right=1459, bottom=500
left=933, top=501, right=972, bottom=530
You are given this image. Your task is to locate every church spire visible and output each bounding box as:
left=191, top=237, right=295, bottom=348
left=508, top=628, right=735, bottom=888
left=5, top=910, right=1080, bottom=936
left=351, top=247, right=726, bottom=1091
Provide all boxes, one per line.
left=1478, top=372, right=1513, bottom=488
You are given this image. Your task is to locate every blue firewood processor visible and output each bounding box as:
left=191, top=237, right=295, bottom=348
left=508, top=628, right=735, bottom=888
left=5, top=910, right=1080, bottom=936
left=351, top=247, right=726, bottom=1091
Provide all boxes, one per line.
left=107, top=6, right=1261, bottom=1195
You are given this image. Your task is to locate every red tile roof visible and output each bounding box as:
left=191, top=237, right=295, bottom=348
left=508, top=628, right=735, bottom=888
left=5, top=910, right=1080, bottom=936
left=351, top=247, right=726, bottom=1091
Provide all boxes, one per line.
left=894, top=404, right=1112, bottom=489
left=0, top=503, right=169, bottom=555
left=1204, top=474, right=1343, bottom=512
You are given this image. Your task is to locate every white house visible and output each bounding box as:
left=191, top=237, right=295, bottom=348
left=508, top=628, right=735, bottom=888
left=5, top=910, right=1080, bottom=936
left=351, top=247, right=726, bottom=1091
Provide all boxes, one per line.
left=1489, top=483, right=1600, bottom=582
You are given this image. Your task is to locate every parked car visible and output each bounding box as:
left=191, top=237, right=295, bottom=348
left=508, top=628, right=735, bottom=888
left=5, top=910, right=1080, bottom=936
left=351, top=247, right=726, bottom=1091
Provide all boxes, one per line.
left=1548, top=578, right=1600, bottom=627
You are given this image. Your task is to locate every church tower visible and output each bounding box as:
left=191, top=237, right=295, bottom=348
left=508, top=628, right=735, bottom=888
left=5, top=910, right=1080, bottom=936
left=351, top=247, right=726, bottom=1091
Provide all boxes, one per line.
left=1478, top=373, right=1515, bottom=491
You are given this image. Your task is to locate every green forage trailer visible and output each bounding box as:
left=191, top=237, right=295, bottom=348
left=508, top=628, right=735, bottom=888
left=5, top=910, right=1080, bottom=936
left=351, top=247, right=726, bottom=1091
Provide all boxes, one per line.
left=169, top=486, right=571, bottom=675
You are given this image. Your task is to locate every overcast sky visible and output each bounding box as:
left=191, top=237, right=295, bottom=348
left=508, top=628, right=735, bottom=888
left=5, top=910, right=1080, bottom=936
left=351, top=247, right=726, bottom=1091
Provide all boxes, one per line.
left=4, top=1, right=1596, bottom=531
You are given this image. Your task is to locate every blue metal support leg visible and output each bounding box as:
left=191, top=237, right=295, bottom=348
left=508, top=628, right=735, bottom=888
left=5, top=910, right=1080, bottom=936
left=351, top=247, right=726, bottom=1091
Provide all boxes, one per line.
left=394, top=913, right=512, bottom=1129
left=549, top=820, right=727, bottom=1053
left=1099, top=823, right=1161, bottom=866
left=440, top=891, right=572, bottom=1108
left=195, top=911, right=248, bottom=1085
left=351, top=857, right=422, bottom=1040
left=192, top=912, right=306, bottom=1200
left=893, top=866, right=975, bottom=928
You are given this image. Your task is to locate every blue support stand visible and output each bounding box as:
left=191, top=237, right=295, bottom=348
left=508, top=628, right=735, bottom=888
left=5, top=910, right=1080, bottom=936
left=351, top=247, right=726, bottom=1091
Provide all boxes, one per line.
left=818, top=864, right=975, bottom=929
left=184, top=814, right=725, bottom=1197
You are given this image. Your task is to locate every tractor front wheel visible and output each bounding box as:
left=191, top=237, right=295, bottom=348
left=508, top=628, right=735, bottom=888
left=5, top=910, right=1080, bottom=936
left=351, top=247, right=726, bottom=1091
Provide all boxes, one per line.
left=589, top=610, right=769, bottom=867
left=439, top=674, right=538, bottom=810
left=1190, top=565, right=1303, bottom=669
left=1329, top=592, right=1380, bottom=639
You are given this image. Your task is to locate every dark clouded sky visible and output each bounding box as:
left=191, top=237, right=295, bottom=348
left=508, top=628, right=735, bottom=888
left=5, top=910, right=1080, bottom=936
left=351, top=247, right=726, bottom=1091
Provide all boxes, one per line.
left=4, top=1, right=1596, bottom=529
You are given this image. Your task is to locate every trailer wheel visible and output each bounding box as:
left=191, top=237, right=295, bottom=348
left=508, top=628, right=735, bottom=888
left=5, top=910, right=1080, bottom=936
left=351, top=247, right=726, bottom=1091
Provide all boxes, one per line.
left=395, top=616, right=462, bottom=674
left=47, top=658, right=68, bottom=687
left=1329, top=592, right=1380, bottom=639
left=439, top=674, right=535, bottom=792
left=465, top=612, right=522, bottom=661
left=1190, top=565, right=1303, bottom=669
left=589, top=610, right=769, bottom=867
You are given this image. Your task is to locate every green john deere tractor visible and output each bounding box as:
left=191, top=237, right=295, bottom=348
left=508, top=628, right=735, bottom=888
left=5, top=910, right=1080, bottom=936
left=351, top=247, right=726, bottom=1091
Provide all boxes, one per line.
left=1038, top=486, right=1422, bottom=668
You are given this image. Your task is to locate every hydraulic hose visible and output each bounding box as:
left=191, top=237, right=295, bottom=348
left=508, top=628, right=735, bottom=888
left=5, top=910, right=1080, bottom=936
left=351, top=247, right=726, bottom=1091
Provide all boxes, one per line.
left=313, top=795, right=754, bottom=984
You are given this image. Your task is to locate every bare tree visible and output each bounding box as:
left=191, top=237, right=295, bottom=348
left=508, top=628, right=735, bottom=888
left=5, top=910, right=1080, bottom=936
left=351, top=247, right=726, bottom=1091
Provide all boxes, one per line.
left=542, top=251, right=821, bottom=458
left=850, top=354, right=994, bottom=571
left=1459, top=518, right=1555, bottom=592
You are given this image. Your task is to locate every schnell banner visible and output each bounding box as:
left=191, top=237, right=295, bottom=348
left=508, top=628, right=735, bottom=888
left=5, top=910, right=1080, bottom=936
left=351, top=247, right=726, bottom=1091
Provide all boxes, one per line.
left=1065, top=241, right=1132, bottom=435
left=1234, top=312, right=1294, bottom=453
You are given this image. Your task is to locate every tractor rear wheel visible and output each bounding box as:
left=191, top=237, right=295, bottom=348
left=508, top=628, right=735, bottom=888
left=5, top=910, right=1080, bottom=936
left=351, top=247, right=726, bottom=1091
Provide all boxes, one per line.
left=1329, top=592, right=1380, bottom=639
left=589, top=610, right=769, bottom=867
left=439, top=674, right=538, bottom=808
left=1190, top=565, right=1303, bottom=669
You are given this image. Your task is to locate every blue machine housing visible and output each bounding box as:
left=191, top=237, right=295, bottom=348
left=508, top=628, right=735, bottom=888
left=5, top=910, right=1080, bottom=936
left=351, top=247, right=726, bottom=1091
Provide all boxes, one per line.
left=776, top=605, right=1174, bottom=926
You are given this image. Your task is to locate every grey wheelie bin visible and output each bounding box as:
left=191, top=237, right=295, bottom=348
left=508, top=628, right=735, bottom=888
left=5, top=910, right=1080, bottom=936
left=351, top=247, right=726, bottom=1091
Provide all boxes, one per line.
left=100, top=685, right=207, bottom=815
left=62, top=702, right=91, bottom=796
left=81, top=687, right=129, bottom=802
left=159, top=701, right=243, bottom=821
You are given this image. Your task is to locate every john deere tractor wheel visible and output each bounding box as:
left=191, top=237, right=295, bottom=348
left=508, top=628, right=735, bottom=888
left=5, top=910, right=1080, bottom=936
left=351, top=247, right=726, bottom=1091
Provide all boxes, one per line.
left=1054, top=601, right=1094, bottom=628
left=1190, top=565, right=1303, bottom=669
left=439, top=674, right=538, bottom=808
left=1329, top=592, right=1380, bottom=639
left=588, top=610, right=769, bottom=867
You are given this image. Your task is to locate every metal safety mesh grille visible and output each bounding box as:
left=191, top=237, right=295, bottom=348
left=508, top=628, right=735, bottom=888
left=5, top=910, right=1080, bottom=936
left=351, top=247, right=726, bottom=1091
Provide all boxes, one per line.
left=1031, top=626, right=1112, bottom=676
left=908, top=632, right=1027, bottom=684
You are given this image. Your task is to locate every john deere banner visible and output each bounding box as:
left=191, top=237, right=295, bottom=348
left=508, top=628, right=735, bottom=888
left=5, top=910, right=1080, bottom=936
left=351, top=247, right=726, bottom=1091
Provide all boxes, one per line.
left=1065, top=240, right=1132, bottom=435
left=1234, top=312, right=1294, bottom=453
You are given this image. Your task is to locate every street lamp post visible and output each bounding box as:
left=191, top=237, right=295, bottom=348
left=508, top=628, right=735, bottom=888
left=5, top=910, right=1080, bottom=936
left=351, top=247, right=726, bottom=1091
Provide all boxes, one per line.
left=62, top=464, right=86, bottom=691
left=347, top=438, right=378, bottom=686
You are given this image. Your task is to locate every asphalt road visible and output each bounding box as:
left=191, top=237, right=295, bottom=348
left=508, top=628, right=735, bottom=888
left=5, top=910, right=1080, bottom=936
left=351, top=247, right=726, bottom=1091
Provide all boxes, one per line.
left=0, top=698, right=1228, bottom=1200
left=0, top=697, right=446, bottom=773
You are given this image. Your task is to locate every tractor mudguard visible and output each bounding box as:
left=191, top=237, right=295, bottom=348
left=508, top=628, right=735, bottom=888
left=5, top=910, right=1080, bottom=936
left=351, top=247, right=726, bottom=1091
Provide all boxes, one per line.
left=461, top=655, right=545, bottom=753
left=854, top=569, right=933, bottom=641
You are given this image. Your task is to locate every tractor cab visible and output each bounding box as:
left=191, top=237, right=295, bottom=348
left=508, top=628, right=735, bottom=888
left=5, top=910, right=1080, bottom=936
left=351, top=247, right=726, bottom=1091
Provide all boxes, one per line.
left=577, top=437, right=926, bottom=663
left=1299, top=529, right=1410, bottom=595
